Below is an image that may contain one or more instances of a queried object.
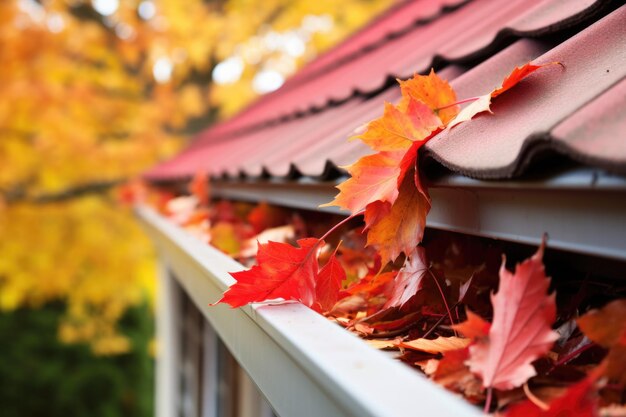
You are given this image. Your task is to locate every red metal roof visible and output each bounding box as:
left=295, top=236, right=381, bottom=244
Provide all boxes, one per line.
left=146, top=0, right=623, bottom=182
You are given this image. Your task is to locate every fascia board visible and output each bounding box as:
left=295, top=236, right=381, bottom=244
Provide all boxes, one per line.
left=137, top=206, right=480, bottom=417
left=211, top=168, right=626, bottom=261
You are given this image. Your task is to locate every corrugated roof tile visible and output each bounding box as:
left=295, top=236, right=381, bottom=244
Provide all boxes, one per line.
left=145, top=0, right=623, bottom=183
left=186, top=0, right=609, bottom=145
left=552, top=77, right=626, bottom=172
left=424, top=6, right=625, bottom=178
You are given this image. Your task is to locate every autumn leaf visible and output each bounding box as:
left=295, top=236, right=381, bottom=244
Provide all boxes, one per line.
left=239, top=225, right=295, bottom=258
left=189, top=170, right=210, bottom=207
left=434, top=348, right=469, bottom=380
left=466, top=240, right=558, bottom=390
left=0, top=0, right=402, bottom=354
left=398, top=336, right=470, bottom=354
left=397, top=69, right=459, bottom=124
left=247, top=201, right=289, bottom=234
left=366, top=166, right=430, bottom=265
left=577, top=299, right=626, bottom=348
left=213, top=200, right=239, bottom=223
left=446, top=62, right=560, bottom=130
left=210, top=222, right=242, bottom=256
left=315, top=252, right=346, bottom=312
left=433, top=347, right=485, bottom=402
left=363, top=200, right=391, bottom=231
left=216, top=238, right=322, bottom=308
left=492, top=63, right=560, bottom=98
left=322, top=151, right=404, bottom=214
left=345, top=271, right=396, bottom=298
left=355, top=99, right=442, bottom=152
left=384, top=246, right=428, bottom=309
left=577, top=299, right=626, bottom=385
left=335, top=229, right=379, bottom=281
left=446, top=94, right=493, bottom=130
left=598, top=353, right=626, bottom=385
left=504, top=376, right=599, bottom=417
left=453, top=308, right=491, bottom=340
left=117, top=179, right=147, bottom=206
left=324, top=70, right=454, bottom=215
left=458, top=274, right=475, bottom=303
left=165, top=195, right=201, bottom=225
left=364, top=338, right=403, bottom=350
left=397, top=137, right=435, bottom=207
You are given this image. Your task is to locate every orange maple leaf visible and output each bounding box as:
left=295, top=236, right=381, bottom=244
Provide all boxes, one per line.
left=344, top=270, right=396, bottom=298
left=446, top=62, right=561, bottom=130
left=466, top=240, right=558, bottom=390
left=366, top=167, right=430, bottom=265
left=577, top=299, right=626, bottom=385
left=577, top=299, right=626, bottom=347
left=188, top=170, right=210, bottom=207
left=322, top=150, right=404, bottom=214
left=356, top=99, right=441, bottom=152
left=452, top=308, right=491, bottom=340
left=325, top=70, right=455, bottom=216
left=210, top=222, right=243, bottom=256
left=397, top=69, right=459, bottom=124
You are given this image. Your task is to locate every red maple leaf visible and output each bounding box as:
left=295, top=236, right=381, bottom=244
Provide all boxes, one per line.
left=492, top=63, right=558, bottom=98
left=466, top=240, right=558, bottom=390
left=504, top=376, right=599, bottom=417
left=247, top=201, right=288, bottom=234
left=314, top=252, right=346, bottom=312
left=216, top=238, right=323, bottom=308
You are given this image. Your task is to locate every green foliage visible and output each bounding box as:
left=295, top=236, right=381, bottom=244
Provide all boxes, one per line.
left=0, top=301, right=154, bottom=417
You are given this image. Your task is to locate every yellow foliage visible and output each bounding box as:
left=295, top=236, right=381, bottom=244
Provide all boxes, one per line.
left=0, top=0, right=390, bottom=353
left=0, top=196, right=155, bottom=353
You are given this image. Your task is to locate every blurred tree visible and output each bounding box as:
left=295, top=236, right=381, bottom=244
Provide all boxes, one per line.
left=0, top=301, right=154, bottom=417
left=0, top=0, right=390, bottom=353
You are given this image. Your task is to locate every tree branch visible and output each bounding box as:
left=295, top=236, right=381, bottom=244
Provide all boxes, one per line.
left=2, top=179, right=126, bottom=205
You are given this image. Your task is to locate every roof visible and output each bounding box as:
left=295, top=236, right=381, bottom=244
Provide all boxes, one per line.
left=145, top=0, right=625, bottom=183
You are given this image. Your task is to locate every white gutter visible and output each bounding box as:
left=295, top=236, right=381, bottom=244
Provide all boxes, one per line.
left=138, top=206, right=481, bottom=417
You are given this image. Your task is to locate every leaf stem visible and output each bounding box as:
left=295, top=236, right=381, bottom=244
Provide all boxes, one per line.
left=319, top=209, right=366, bottom=242
left=435, top=96, right=481, bottom=112
left=550, top=340, right=594, bottom=370
left=427, top=269, right=457, bottom=336
left=523, top=383, right=549, bottom=411
left=484, top=387, right=493, bottom=414
left=422, top=300, right=461, bottom=339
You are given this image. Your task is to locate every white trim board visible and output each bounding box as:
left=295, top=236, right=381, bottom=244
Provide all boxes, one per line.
left=138, top=206, right=480, bottom=417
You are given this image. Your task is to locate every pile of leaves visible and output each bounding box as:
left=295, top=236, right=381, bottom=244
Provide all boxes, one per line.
left=145, top=64, right=626, bottom=415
